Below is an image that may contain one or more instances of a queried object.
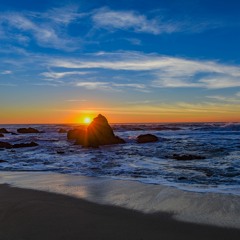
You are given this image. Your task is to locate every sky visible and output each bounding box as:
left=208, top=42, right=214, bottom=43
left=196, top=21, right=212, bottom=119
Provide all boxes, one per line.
left=0, top=0, right=240, bottom=123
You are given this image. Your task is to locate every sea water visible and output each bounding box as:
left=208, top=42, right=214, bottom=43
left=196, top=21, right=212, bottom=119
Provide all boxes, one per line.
left=0, top=122, right=240, bottom=195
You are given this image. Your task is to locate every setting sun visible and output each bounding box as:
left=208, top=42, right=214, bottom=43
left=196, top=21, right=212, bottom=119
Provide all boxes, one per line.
left=83, top=117, right=92, bottom=124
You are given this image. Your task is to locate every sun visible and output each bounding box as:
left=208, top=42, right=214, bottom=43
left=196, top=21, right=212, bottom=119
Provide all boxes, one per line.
left=83, top=117, right=92, bottom=124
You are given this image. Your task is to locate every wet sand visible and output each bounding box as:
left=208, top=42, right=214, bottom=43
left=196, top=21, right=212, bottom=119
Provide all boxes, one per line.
left=0, top=184, right=239, bottom=240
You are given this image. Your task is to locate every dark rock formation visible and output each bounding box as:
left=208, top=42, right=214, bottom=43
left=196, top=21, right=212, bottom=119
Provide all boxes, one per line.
left=58, top=128, right=67, bottom=133
left=0, top=141, right=38, bottom=149
left=178, top=176, right=187, bottom=180
left=172, top=154, right=206, bottom=161
left=17, top=127, right=40, bottom=134
left=69, top=114, right=125, bottom=147
left=12, top=142, right=38, bottom=148
left=0, top=133, right=4, bottom=137
left=0, top=141, right=12, bottom=149
left=67, top=129, right=86, bottom=140
left=137, top=134, right=158, bottom=143
left=86, top=114, right=125, bottom=147
left=0, top=159, right=7, bottom=163
left=57, top=151, right=65, bottom=154
left=0, top=128, right=9, bottom=133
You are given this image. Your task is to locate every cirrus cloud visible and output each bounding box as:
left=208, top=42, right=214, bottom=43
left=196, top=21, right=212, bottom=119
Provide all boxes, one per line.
left=49, top=51, right=240, bottom=89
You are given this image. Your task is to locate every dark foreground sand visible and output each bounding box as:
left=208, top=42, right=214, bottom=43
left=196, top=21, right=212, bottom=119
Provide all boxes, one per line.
left=0, top=184, right=239, bottom=240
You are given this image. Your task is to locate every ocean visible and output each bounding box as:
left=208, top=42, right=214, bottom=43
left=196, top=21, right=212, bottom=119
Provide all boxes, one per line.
left=1, top=122, right=240, bottom=196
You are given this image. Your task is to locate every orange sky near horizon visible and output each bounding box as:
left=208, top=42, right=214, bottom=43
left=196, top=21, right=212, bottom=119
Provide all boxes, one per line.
left=1, top=103, right=240, bottom=124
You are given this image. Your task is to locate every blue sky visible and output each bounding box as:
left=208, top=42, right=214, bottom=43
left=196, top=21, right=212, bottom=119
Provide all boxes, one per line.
left=0, top=0, right=240, bottom=123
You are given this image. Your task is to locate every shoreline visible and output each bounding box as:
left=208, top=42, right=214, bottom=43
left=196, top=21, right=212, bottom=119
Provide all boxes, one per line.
left=1, top=183, right=240, bottom=240
left=1, top=171, right=240, bottom=229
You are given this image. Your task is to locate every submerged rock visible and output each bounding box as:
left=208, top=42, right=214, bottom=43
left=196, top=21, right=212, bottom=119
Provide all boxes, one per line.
left=58, top=128, right=67, bottom=133
left=69, top=114, right=125, bottom=147
left=57, top=151, right=65, bottom=154
left=12, top=142, right=38, bottom=148
left=0, top=141, right=38, bottom=149
left=0, top=141, right=12, bottom=149
left=0, top=133, right=4, bottom=137
left=137, top=134, right=158, bottom=143
left=172, top=154, right=206, bottom=161
left=17, top=127, right=40, bottom=134
left=0, top=128, right=9, bottom=134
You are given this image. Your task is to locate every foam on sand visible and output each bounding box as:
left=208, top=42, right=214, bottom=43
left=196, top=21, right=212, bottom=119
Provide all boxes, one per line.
left=1, top=171, right=240, bottom=229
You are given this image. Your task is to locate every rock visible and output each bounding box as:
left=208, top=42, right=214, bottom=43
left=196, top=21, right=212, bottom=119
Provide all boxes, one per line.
left=0, top=133, right=4, bottom=137
left=0, top=141, right=38, bottom=149
left=12, top=142, right=38, bottom=148
left=71, top=114, right=125, bottom=147
left=137, top=134, right=158, bottom=143
left=178, top=177, right=187, bottom=180
left=17, top=127, right=40, bottom=134
left=57, top=151, right=65, bottom=154
left=58, top=128, right=67, bottom=133
left=0, top=141, right=12, bottom=149
left=0, top=128, right=9, bottom=133
left=172, top=154, right=206, bottom=161
left=67, top=129, right=86, bottom=140
left=85, top=114, right=125, bottom=147
left=0, top=159, right=7, bottom=163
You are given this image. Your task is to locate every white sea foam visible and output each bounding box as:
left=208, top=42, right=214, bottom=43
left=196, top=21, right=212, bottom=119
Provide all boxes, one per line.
left=1, top=171, right=240, bottom=229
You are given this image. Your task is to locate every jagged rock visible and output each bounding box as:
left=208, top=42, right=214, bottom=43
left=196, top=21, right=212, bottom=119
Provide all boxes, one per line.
left=17, top=127, right=40, bottom=134
left=70, top=114, right=125, bottom=147
left=86, top=114, right=125, bottom=147
left=0, top=141, right=12, bottom=149
left=0, top=128, right=9, bottom=133
left=172, top=154, right=206, bottom=161
left=137, top=134, right=158, bottom=143
left=12, top=142, right=38, bottom=148
left=0, top=133, right=4, bottom=137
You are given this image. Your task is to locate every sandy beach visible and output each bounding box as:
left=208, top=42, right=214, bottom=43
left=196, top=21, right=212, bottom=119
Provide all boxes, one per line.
left=0, top=183, right=239, bottom=240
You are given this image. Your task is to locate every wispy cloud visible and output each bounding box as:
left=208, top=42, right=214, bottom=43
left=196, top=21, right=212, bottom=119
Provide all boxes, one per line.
left=206, top=92, right=240, bottom=103
left=66, top=99, right=87, bottom=102
left=75, top=81, right=148, bottom=92
left=50, top=51, right=240, bottom=89
left=92, top=7, right=179, bottom=34
left=75, top=81, right=112, bottom=90
left=1, top=70, right=12, bottom=74
left=41, top=71, right=90, bottom=79
left=39, top=5, right=85, bottom=25
left=0, top=5, right=84, bottom=51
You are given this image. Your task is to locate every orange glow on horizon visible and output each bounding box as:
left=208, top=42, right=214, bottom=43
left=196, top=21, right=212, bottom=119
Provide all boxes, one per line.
left=1, top=105, right=240, bottom=124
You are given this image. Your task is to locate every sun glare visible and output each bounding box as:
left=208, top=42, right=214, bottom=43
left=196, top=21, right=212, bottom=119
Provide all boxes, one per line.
left=83, top=117, right=92, bottom=124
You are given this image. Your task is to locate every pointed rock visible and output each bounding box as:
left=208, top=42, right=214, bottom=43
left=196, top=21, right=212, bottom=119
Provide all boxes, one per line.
left=69, top=114, right=125, bottom=147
